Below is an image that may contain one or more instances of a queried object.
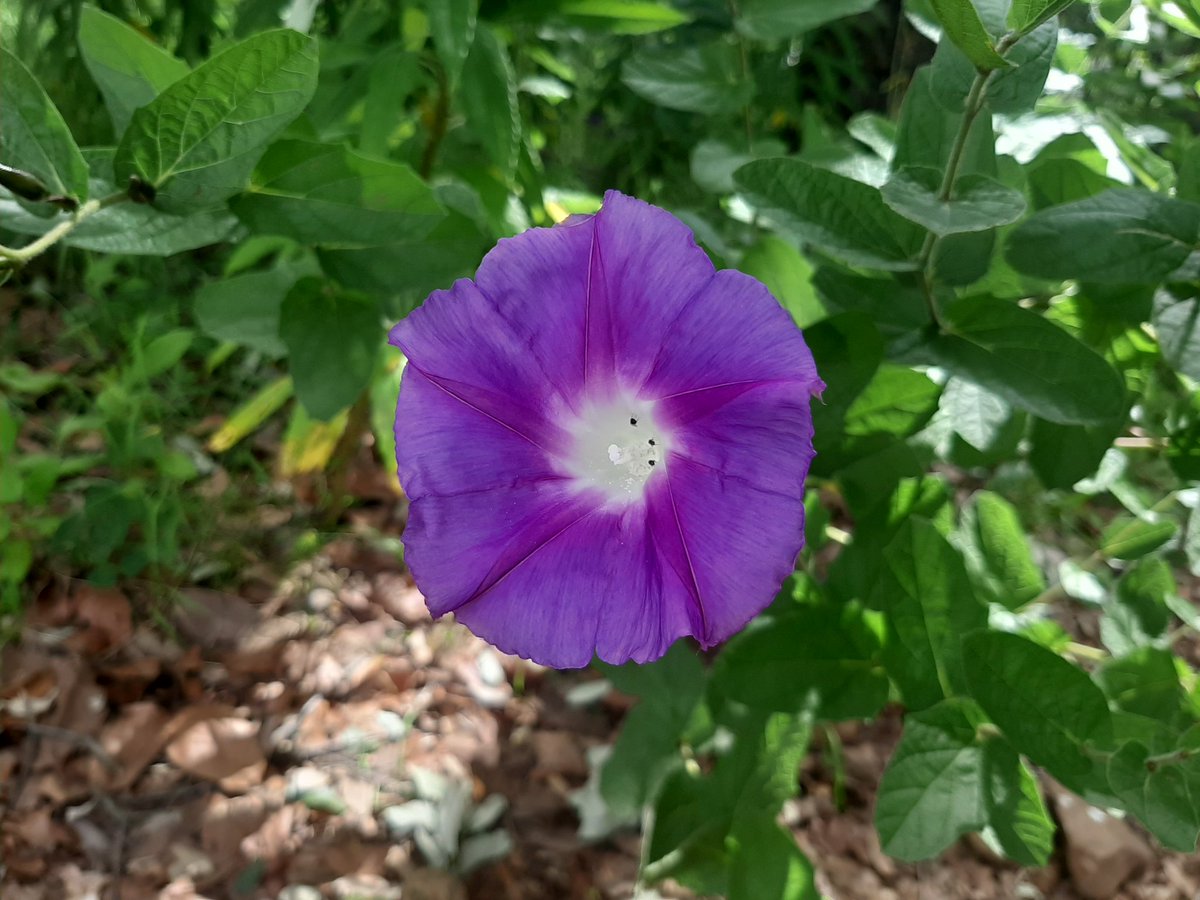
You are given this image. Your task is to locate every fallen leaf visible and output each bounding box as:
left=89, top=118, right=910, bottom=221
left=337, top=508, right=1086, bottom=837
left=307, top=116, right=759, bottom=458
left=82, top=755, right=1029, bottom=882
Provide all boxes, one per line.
left=95, top=701, right=171, bottom=791
left=68, top=585, right=133, bottom=654
left=166, top=717, right=267, bottom=793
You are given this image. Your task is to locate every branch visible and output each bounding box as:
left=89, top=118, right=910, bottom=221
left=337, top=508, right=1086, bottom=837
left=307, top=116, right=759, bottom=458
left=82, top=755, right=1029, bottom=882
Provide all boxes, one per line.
left=0, top=190, right=129, bottom=268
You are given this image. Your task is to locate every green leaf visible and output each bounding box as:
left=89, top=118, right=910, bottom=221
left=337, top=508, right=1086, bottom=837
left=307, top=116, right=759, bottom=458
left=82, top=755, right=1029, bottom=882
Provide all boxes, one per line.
left=715, top=604, right=888, bottom=721
left=739, top=235, right=825, bottom=328
left=280, top=278, right=380, bottom=421
left=981, top=739, right=1055, bottom=866
left=919, top=296, right=1128, bottom=426
left=1008, top=0, right=1076, bottom=32
left=1152, top=292, right=1200, bottom=382
left=0, top=47, right=89, bottom=207
left=876, top=699, right=987, bottom=861
left=621, top=42, right=753, bottom=114
left=1097, top=648, right=1184, bottom=722
left=1029, top=417, right=1124, bottom=489
left=1108, top=741, right=1200, bottom=852
left=1006, top=189, right=1200, bottom=284
left=941, top=379, right=1011, bottom=450
left=194, top=268, right=305, bottom=356
left=77, top=5, right=190, bottom=134
left=114, top=29, right=318, bottom=212
left=963, top=631, right=1113, bottom=783
left=0, top=148, right=238, bottom=254
left=882, top=167, right=1025, bottom=235
left=734, top=0, right=879, bottom=39
left=691, top=138, right=788, bottom=194
left=1100, top=517, right=1177, bottom=561
left=728, top=818, right=817, bottom=900
left=735, top=158, right=924, bottom=271
left=878, top=519, right=987, bottom=710
left=460, top=27, right=520, bottom=177
left=229, top=140, right=445, bottom=247
left=558, top=0, right=691, bottom=33
left=894, top=68, right=997, bottom=177
left=973, top=491, right=1045, bottom=609
left=140, top=329, right=192, bottom=378
left=428, top=0, right=477, bottom=83
left=844, top=365, right=942, bottom=439
left=928, top=0, right=1011, bottom=70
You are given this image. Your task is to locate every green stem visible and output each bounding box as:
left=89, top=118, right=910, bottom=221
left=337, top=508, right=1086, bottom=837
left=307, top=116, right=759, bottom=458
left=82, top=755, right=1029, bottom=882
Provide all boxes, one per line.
left=0, top=190, right=129, bottom=267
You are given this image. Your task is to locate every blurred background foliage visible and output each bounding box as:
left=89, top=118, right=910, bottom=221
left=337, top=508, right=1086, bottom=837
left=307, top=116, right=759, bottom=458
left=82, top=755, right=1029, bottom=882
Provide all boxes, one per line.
left=2, top=0, right=1200, bottom=894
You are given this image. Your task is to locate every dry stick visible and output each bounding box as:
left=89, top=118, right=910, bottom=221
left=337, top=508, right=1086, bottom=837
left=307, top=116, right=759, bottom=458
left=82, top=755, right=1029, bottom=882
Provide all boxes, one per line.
left=24, top=722, right=120, bottom=772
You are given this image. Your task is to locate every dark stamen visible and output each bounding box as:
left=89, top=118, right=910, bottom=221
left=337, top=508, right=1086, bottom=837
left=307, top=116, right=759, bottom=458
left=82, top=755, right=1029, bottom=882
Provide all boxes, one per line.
left=630, top=417, right=638, bottom=426
left=648, top=439, right=656, bottom=446
left=648, top=460, right=656, bottom=466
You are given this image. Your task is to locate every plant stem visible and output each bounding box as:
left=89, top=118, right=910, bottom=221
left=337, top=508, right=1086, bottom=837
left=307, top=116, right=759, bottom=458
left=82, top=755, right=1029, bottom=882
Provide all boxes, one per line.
left=917, top=33, right=1019, bottom=328
left=0, top=190, right=129, bottom=267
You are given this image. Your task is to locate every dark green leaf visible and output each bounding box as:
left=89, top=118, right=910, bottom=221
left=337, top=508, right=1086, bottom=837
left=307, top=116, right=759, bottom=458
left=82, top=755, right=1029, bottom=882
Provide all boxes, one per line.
left=876, top=699, right=987, bottom=860
left=882, top=167, right=1025, bottom=235
left=1100, top=517, right=1177, bottom=561
left=280, top=278, right=380, bottom=421
left=716, top=604, right=888, bottom=720
left=1008, top=0, right=1075, bottom=31
left=460, top=27, right=521, bottom=176
left=1097, top=648, right=1185, bottom=722
left=1108, top=741, right=1200, bottom=852
left=1006, top=189, right=1200, bottom=284
left=981, top=739, right=1054, bottom=866
left=812, top=269, right=929, bottom=336
left=691, top=138, right=788, bottom=194
left=0, top=47, right=89, bottom=206
left=735, top=159, right=924, bottom=271
left=428, top=0, right=477, bottom=83
left=844, top=365, right=942, bottom=439
left=1029, top=416, right=1124, bottom=489
left=895, top=68, right=997, bottom=176
left=920, top=297, right=1128, bottom=426
left=230, top=140, right=444, bottom=247
left=1153, top=292, right=1200, bottom=382
left=728, top=818, right=817, bottom=900
left=77, top=5, right=190, bottom=134
left=621, top=42, right=752, bottom=114
left=739, top=235, right=826, bottom=328
left=963, top=631, right=1113, bottom=782
left=114, top=29, right=318, bottom=212
left=878, top=519, right=987, bottom=710
left=194, top=268, right=307, bottom=356
left=0, top=149, right=237, bottom=254
left=973, top=491, right=1045, bottom=609
left=1027, top=158, right=1121, bottom=209
left=734, top=0, right=879, bottom=39
left=928, top=0, right=1010, bottom=70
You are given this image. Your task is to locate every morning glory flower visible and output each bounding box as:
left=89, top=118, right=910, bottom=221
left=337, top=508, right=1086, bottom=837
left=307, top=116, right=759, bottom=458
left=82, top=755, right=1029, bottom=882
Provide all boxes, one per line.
left=389, top=191, right=823, bottom=668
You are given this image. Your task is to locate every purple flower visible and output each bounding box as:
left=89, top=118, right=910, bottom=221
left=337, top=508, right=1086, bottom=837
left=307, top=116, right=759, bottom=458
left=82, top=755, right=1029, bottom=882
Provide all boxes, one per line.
left=389, top=191, right=823, bottom=668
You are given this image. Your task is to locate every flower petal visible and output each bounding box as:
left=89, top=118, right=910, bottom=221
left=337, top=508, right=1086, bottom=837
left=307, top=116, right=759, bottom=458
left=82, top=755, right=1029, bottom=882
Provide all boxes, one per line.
left=395, top=366, right=565, bottom=500
left=642, top=268, right=822, bottom=401
left=587, top=191, right=716, bottom=392
left=451, top=502, right=694, bottom=668
left=646, top=454, right=807, bottom=647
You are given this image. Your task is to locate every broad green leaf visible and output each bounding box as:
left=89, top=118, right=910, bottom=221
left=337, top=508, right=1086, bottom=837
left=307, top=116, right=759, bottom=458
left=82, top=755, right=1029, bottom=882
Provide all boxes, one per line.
left=929, top=0, right=1010, bottom=70
left=600, top=644, right=709, bottom=817
left=963, top=631, right=1113, bottom=782
left=734, top=0, right=879, bottom=39
left=735, top=159, right=924, bottom=271
left=77, top=6, right=190, bottom=134
left=691, top=138, right=787, bottom=194
left=1152, top=292, right=1200, bottom=382
left=844, top=365, right=942, bottom=439
left=1008, top=0, right=1075, bottom=31
left=876, top=699, right=987, bottom=860
left=739, top=235, right=826, bottom=328
left=805, top=314, right=885, bottom=459
left=194, top=268, right=306, bottom=356
left=621, top=42, right=752, bottom=114
left=894, top=68, right=997, bottom=177
left=940, top=379, right=1010, bottom=450
left=0, top=149, right=237, bottom=254
left=460, top=27, right=520, bottom=176
left=1108, top=740, right=1200, bottom=852
left=1006, top=189, right=1200, bottom=284
left=728, top=819, right=817, bottom=900
left=428, top=0, right=477, bottom=82
left=280, top=278, right=380, bottom=421
left=0, top=47, right=89, bottom=207
left=716, top=604, right=888, bottom=720
left=1097, top=648, right=1184, bottom=722
left=882, top=167, right=1025, bottom=235
left=559, top=0, right=691, bottom=33
left=812, top=269, right=928, bottom=336
left=360, top=47, right=423, bottom=158
left=229, top=140, right=445, bottom=247
left=1100, top=517, right=1177, bottom=561
left=878, top=518, right=987, bottom=710
left=140, top=329, right=193, bottom=378
left=973, top=491, right=1045, bottom=609
left=919, top=297, right=1128, bottom=426
left=981, top=740, right=1055, bottom=866
left=114, top=29, right=318, bottom=212
left=1029, top=416, right=1124, bottom=489
left=1027, top=157, right=1121, bottom=209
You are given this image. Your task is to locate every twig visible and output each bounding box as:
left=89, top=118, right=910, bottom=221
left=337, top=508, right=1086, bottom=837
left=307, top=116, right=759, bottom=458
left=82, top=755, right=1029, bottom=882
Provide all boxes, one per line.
left=0, top=190, right=129, bottom=268
left=25, top=722, right=119, bottom=772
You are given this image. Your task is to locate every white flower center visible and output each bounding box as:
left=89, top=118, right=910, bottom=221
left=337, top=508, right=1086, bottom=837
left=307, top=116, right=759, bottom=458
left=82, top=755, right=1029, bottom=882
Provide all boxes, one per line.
left=561, top=395, right=666, bottom=503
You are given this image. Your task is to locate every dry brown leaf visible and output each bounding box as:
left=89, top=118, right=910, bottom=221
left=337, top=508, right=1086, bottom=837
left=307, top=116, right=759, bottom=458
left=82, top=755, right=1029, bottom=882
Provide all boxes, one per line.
left=165, top=717, right=266, bottom=793
left=95, top=701, right=171, bottom=791
left=96, top=657, right=162, bottom=705
left=68, top=585, right=133, bottom=654
left=199, top=792, right=268, bottom=873
left=0, top=666, right=60, bottom=720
